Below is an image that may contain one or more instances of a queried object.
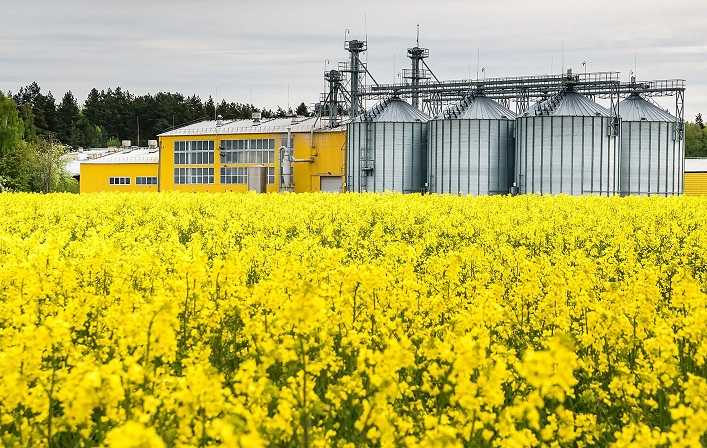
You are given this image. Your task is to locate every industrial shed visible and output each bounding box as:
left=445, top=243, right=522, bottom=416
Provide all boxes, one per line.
left=158, top=115, right=346, bottom=193
left=80, top=147, right=160, bottom=193
left=684, top=158, right=707, bottom=195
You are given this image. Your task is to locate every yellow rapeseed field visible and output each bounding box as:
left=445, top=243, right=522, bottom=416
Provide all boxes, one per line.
left=1, top=192, right=707, bottom=448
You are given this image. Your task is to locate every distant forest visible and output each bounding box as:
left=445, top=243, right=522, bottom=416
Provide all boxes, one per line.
left=5, top=82, right=310, bottom=150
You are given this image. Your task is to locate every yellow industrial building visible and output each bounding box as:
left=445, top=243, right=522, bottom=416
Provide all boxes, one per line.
left=78, top=116, right=346, bottom=193
left=157, top=115, right=346, bottom=193
left=684, top=158, right=707, bottom=195
left=78, top=114, right=707, bottom=196
left=80, top=147, right=160, bottom=193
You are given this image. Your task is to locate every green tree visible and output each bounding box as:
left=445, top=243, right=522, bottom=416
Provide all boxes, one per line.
left=296, top=102, right=310, bottom=117
left=0, top=92, right=24, bottom=155
left=13, top=82, right=57, bottom=136
left=0, top=141, right=37, bottom=191
left=55, top=91, right=81, bottom=148
left=55, top=175, right=79, bottom=193
left=31, top=137, right=70, bottom=193
left=75, top=115, right=107, bottom=148
left=685, top=118, right=707, bottom=158
left=205, top=96, right=215, bottom=120
left=19, top=103, right=37, bottom=142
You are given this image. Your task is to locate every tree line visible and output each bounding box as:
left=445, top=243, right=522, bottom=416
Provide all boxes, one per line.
left=686, top=114, right=707, bottom=157
left=2, top=80, right=707, bottom=193
left=7, top=82, right=310, bottom=150
left=0, top=82, right=310, bottom=192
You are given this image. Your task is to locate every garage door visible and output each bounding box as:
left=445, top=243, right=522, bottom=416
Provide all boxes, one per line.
left=320, top=176, right=342, bottom=193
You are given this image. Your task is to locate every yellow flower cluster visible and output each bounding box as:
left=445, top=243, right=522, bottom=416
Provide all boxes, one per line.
left=1, top=192, right=707, bottom=447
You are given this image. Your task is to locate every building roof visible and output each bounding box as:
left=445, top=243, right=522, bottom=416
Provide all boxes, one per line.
left=685, top=158, right=707, bottom=173
left=354, top=97, right=431, bottom=123
left=438, top=94, right=516, bottom=120
left=619, top=93, right=676, bottom=122
left=82, top=147, right=160, bottom=165
left=158, top=116, right=346, bottom=137
left=63, top=148, right=113, bottom=176
left=523, top=91, right=611, bottom=117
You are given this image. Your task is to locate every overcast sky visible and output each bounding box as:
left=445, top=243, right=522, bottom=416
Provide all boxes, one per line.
left=3, top=0, right=705, bottom=121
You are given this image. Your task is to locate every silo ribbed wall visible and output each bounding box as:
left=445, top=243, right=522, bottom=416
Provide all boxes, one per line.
left=620, top=121, right=684, bottom=196
left=515, top=116, right=619, bottom=195
left=346, top=121, right=426, bottom=193
left=428, top=119, right=515, bottom=195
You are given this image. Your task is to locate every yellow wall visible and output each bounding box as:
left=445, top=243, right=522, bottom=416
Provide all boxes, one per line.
left=294, top=129, right=347, bottom=192
left=684, top=173, right=707, bottom=196
left=80, top=163, right=159, bottom=193
left=158, top=129, right=346, bottom=193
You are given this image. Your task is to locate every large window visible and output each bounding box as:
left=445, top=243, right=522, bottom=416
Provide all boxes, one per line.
left=174, top=140, right=214, bottom=165
left=136, top=176, right=158, bottom=185
left=174, top=168, right=214, bottom=185
left=109, top=177, right=130, bottom=185
left=221, top=166, right=275, bottom=185
left=280, top=136, right=294, bottom=149
left=220, top=138, right=275, bottom=164
left=220, top=167, right=248, bottom=184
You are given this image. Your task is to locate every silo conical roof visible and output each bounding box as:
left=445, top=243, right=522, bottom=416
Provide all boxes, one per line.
left=523, top=91, right=611, bottom=117
left=355, top=97, right=431, bottom=123
left=619, top=93, right=676, bottom=121
left=439, top=95, right=516, bottom=120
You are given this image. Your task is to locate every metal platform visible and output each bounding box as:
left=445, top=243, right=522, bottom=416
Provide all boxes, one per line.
left=315, top=37, right=686, bottom=128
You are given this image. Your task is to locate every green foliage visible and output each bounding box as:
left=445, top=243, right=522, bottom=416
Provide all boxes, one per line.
left=0, top=92, right=24, bottom=155
left=276, top=106, right=288, bottom=118
left=296, top=102, right=310, bottom=117
left=9, top=82, right=305, bottom=150
left=18, top=103, right=36, bottom=142
left=55, top=176, right=80, bottom=193
left=0, top=174, right=10, bottom=192
left=56, top=91, right=81, bottom=148
left=685, top=118, right=707, bottom=158
left=0, top=140, right=37, bottom=192
left=13, top=82, right=56, bottom=136
left=31, top=138, right=71, bottom=193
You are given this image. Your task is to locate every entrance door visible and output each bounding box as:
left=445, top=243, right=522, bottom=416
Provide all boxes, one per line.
left=320, top=176, right=342, bottom=192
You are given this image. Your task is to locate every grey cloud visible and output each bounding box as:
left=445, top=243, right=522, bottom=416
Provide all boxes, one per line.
left=2, top=0, right=704, bottom=118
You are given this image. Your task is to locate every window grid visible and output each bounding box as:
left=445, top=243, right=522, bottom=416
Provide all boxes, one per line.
left=280, top=137, right=294, bottom=149
left=136, top=176, right=158, bottom=185
left=174, top=140, right=215, bottom=165
left=267, top=166, right=275, bottom=185
left=220, top=138, right=275, bottom=164
left=220, top=167, right=248, bottom=184
left=220, top=166, right=275, bottom=185
left=109, top=177, right=131, bottom=185
left=174, top=168, right=214, bottom=185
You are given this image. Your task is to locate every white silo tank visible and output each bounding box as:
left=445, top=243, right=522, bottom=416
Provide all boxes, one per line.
left=618, top=93, right=684, bottom=196
left=346, top=97, right=430, bottom=193
left=515, top=90, right=619, bottom=196
left=428, top=94, right=516, bottom=195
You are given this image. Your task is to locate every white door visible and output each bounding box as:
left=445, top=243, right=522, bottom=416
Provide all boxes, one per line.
left=320, top=176, right=342, bottom=192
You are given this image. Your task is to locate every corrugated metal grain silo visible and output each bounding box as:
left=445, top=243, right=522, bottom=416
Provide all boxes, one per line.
left=428, top=94, right=516, bottom=195
left=618, top=93, right=684, bottom=196
left=346, top=97, right=430, bottom=193
left=515, top=90, right=619, bottom=196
